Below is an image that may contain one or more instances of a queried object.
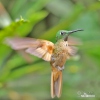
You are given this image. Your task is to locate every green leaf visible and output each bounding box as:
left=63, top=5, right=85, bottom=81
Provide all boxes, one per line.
left=0, top=17, right=28, bottom=43
left=16, top=11, right=48, bottom=36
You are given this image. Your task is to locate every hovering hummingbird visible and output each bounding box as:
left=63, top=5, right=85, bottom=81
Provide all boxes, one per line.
left=6, top=29, right=83, bottom=98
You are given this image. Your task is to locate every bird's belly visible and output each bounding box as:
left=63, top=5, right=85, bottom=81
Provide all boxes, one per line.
left=56, top=53, right=67, bottom=67
left=51, top=51, right=68, bottom=68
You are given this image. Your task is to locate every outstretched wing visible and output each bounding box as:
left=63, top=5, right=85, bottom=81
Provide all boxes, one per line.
left=67, top=36, right=81, bottom=57
left=68, top=36, right=82, bottom=46
left=67, top=46, right=78, bottom=57
left=6, top=37, right=54, bottom=61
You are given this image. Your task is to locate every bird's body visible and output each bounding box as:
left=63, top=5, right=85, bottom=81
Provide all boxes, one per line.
left=51, top=39, right=69, bottom=68
left=50, top=39, right=69, bottom=98
left=6, top=29, right=83, bottom=98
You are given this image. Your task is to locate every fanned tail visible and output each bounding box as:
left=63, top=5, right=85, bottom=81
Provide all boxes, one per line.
left=51, top=68, right=62, bottom=98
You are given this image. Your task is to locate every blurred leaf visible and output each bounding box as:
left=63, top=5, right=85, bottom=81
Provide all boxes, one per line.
left=88, top=2, right=100, bottom=11
left=0, top=60, right=48, bottom=82
left=46, top=0, right=73, bottom=17
left=40, top=4, right=84, bottom=41
left=0, top=18, right=28, bottom=43
left=0, top=2, right=11, bottom=27
left=16, top=11, right=48, bottom=36
left=10, top=0, right=50, bottom=18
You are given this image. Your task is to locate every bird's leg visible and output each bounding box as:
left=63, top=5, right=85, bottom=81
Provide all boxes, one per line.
left=62, top=66, right=65, bottom=70
left=57, top=66, right=64, bottom=71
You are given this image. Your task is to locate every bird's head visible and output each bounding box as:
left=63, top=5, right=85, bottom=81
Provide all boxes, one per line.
left=56, top=29, right=83, bottom=41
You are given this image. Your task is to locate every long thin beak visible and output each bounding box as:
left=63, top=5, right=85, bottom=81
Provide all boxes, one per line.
left=64, top=29, right=83, bottom=41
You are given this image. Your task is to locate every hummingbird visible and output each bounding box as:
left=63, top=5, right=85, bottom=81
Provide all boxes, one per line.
left=6, top=29, right=83, bottom=98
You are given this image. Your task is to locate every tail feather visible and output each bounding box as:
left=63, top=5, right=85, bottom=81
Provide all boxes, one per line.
left=51, top=70, right=62, bottom=98
left=51, top=72, right=55, bottom=98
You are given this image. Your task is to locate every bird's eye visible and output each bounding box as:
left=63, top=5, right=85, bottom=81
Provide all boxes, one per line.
left=60, top=32, right=64, bottom=35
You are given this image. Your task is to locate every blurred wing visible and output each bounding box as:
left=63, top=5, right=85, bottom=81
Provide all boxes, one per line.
left=5, top=38, right=39, bottom=49
left=68, top=46, right=78, bottom=57
left=68, top=36, right=82, bottom=46
left=6, top=37, right=54, bottom=61
left=67, top=36, right=81, bottom=58
left=26, top=40, right=54, bottom=61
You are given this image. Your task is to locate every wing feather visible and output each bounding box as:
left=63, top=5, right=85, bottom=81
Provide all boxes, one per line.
left=68, top=36, right=82, bottom=46
left=26, top=47, right=46, bottom=58
left=67, top=36, right=81, bottom=58
left=6, top=37, right=54, bottom=61
left=68, top=46, right=78, bottom=56
left=5, top=37, right=40, bottom=50
left=42, top=52, right=51, bottom=61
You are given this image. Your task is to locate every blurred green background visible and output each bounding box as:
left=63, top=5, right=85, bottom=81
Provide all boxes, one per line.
left=0, top=0, right=100, bottom=100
